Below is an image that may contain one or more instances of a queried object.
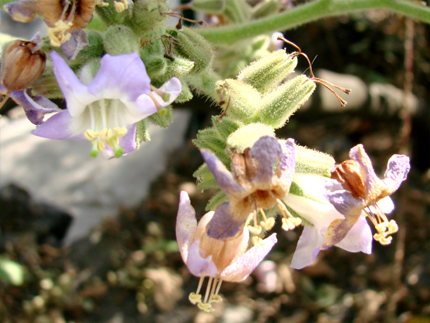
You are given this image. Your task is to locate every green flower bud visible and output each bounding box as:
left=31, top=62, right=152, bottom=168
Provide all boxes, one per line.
left=216, top=79, right=261, bottom=122
left=227, top=123, right=275, bottom=152
left=78, top=58, right=101, bottom=84
left=294, top=145, right=335, bottom=177
left=257, top=75, right=315, bottom=129
left=166, top=27, right=214, bottom=74
left=142, top=55, right=167, bottom=79
left=125, top=0, right=168, bottom=34
left=211, top=115, right=243, bottom=140
left=224, top=0, right=252, bottom=23
left=252, top=0, right=282, bottom=19
left=175, top=79, right=193, bottom=103
left=193, top=128, right=230, bottom=166
left=103, top=25, right=141, bottom=55
left=237, top=50, right=297, bottom=94
left=163, top=56, right=195, bottom=81
left=191, top=0, right=225, bottom=14
left=95, top=0, right=126, bottom=26
left=73, top=31, right=105, bottom=65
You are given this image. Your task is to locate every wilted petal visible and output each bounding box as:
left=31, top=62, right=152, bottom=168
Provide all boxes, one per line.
left=335, top=214, right=372, bottom=254
left=10, top=90, right=61, bottom=125
left=150, top=77, right=182, bottom=108
left=187, top=240, right=219, bottom=277
left=176, top=191, right=199, bottom=263
left=383, top=154, right=410, bottom=195
left=221, top=233, right=277, bottom=282
left=207, top=201, right=245, bottom=240
left=3, top=1, right=35, bottom=22
left=201, top=149, right=247, bottom=198
left=349, top=144, right=382, bottom=195
left=277, top=138, right=295, bottom=192
left=250, top=136, right=282, bottom=190
left=60, top=29, right=88, bottom=61
left=291, top=226, right=322, bottom=270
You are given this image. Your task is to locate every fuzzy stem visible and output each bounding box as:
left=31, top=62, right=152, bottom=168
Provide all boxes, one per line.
left=195, top=0, right=430, bottom=45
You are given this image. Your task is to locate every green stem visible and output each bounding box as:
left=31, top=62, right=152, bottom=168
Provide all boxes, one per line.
left=196, top=0, right=430, bottom=45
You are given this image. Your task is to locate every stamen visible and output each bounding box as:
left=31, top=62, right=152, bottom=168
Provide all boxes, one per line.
left=248, top=210, right=262, bottom=235
left=114, top=0, right=128, bottom=13
left=209, top=277, right=223, bottom=304
left=149, top=85, right=171, bottom=102
left=365, top=204, right=398, bottom=245
left=260, top=209, right=275, bottom=231
left=197, top=302, right=214, bottom=312
left=189, top=293, right=202, bottom=305
left=252, top=236, right=263, bottom=246
left=47, top=20, right=73, bottom=47
left=149, top=92, right=164, bottom=109
left=96, top=0, right=109, bottom=7
left=277, top=199, right=301, bottom=231
left=203, top=277, right=213, bottom=304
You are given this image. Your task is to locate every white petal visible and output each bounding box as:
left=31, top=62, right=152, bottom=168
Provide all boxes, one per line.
left=291, top=226, right=323, bottom=270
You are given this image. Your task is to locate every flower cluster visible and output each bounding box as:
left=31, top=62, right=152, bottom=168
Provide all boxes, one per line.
left=177, top=136, right=410, bottom=310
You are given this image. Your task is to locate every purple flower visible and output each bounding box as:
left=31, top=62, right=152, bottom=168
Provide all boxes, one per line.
left=324, top=144, right=410, bottom=247
left=176, top=191, right=277, bottom=312
left=201, top=136, right=296, bottom=240
left=285, top=174, right=373, bottom=270
left=33, top=51, right=181, bottom=158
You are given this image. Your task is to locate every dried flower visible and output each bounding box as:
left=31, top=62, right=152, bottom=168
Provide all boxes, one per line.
left=176, top=191, right=277, bottom=312
left=324, top=144, right=410, bottom=248
left=201, top=136, right=298, bottom=240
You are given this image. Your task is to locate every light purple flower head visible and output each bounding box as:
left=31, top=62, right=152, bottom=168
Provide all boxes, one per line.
left=285, top=174, right=373, bottom=270
left=33, top=51, right=181, bottom=158
left=176, top=191, right=277, bottom=312
left=324, top=144, right=410, bottom=248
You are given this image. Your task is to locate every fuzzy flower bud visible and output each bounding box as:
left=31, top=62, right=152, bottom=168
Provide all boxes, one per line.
left=1, top=39, right=46, bottom=92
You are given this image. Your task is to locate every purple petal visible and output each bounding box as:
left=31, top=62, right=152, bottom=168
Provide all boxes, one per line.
left=176, top=191, right=198, bottom=264
left=335, top=214, right=372, bottom=254
left=278, top=138, right=295, bottom=192
left=3, top=2, right=35, bottom=22
left=187, top=240, right=219, bottom=278
left=290, top=226, right=322, bottom=270
left=88, top=53, right=151, bottom=102
left=60, top=29, right=88, bottom=61
left=10, top=91, right=61, bottom=125
left=32, top=110, right=84, bottom=139
left=51, top=51, right=94, bottom=116
left=201, top=149, right=247, bottom=198
left=221, top=233, right=277, bottom=282
left=349, top=144, right=382, bottom=196
left=383, top=154, right=410, bottom=195
left=325, top=189, right=364, bottom=217
left=207, top=202, right=245, bottom=240
left=250, top=136, right=282, bottom=190
left=149, top=77, right=182, bottom=109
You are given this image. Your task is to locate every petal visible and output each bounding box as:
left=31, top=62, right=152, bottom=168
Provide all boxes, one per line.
left=349, top=144, right=383, bottom=195
left=291, top=226, right=322, bottom=270
left=51, top=51, right=94, bottom=116
left=383, top=154, right=410, bottom=195
left=206, top=201, right=246, bottom=240
left=200, top=149, right=247, bottom=199
left=10, top=91, right=61, bottom=125
left=176, top=191, right=198, bottom=264
left=250, top=136, right=282, bottom=190
left=60, top=29, right=88, bottom=61
left=335, top=214, right=372, bottom=254
left=187, top=240, right=219, bottom=277
left=277, top=138, right=295, bottom=193
left=32, top=110, right=85, bottom=139
left=87, top=53, right=151, bottom=102
left=3, top=2, right=36, bottom=22
left=324, top=190, right=364, bottom=218
left=118, top=124, right=137, bottom=155
left=149, top=77, right=182, bottom=109
left=127, top=94, right=158, bottom=119
left=221, top=233, right=277, bottom=282
left=376, top=196, right=395, bottom=214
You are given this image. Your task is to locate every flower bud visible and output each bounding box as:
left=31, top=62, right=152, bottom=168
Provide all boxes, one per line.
left=191, top=0, right=225, bottom=14
left=226, top=123, right=275, bottom=152
left=295, top=145, right=335, bottom=177
left=252, top=0, right=282, bottom=19
left=1, top=40, right=46, bottom=92
left=257, top=75, right=316, bottom=129
left=215, top=79, right=261, bottom=122
left=237, top=50, right=297, bottom=94
left=166, top=27, right=214, bottom=75
left=103, top=25, right=141, bottom=56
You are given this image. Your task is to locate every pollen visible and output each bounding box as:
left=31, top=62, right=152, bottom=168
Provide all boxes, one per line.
left=365, top=204, right=399, bottom=245
left=47, top=20, right=73, bottom=47
left=277, top=199, right=302, bottom=231
left=114, top=0, right=129, bottom=13
left=189, top=276, right=223, bottom=312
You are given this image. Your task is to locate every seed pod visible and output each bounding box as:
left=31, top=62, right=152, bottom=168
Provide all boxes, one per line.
left=1, top=39, right=46, bottom=92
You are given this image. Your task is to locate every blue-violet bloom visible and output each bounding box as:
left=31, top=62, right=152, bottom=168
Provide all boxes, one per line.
left=33, top=51, right=181, bottom=158
left=177, top=191, right=277, bottom=312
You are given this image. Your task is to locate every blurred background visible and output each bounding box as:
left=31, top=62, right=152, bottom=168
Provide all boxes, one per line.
left=1, top=0, right=430, bottom=322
